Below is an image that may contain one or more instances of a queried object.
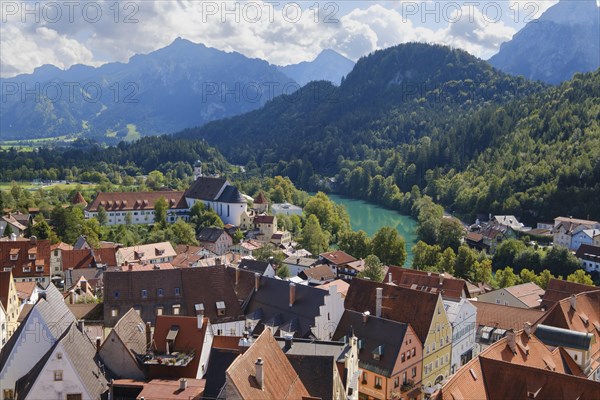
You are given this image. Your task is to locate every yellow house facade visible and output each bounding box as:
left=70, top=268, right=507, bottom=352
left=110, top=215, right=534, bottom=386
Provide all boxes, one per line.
left=421, top=295, right=452, bottom=388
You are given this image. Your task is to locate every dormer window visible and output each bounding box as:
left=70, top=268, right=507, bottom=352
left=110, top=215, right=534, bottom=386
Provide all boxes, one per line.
left=216, top=301, right=226, bottom=316
left=29, top=254, right=36, bottom=260
left=372, top=345, right=384, bottom=361
left=141, top=289, right=148, bottom=298
left=9, top=252, right=18, bottom=261
left=36, top=265, right=43, bottom=272
left=23, top=266, right=31, bottom=273
left=158, top=288, right=164, bottom=297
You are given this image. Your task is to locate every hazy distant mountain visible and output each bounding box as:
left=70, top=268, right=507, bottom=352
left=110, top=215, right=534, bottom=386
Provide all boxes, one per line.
left=489, top=0, right=600, bottom=84
left=0, top=38, right=295, bottom=142
left=277, top=49, right=355, bottom=86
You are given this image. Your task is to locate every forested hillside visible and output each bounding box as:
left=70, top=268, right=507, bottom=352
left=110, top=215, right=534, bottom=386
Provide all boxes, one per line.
left=177, top=43, right=599, bottom=222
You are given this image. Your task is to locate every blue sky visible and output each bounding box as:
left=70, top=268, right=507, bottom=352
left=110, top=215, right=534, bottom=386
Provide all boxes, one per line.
left=0, top=0, right=574, bottom=77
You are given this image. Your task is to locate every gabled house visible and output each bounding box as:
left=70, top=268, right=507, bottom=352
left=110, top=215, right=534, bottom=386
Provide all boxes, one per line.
left=0, top=215, right=27, bottom=238
left=197, top=227, right=232, bottom=256
left=103, top=266, right=246, bottom=336
left=229, top=239, right=264, bottom=258
left=98, top=308, right=151, bottom=380
left=345, top=279, right=452, bottom=391
left=333, top=310, right=423, bottom=400
left=63, top=276, right=97, bottom=304
left=0, top=237, right=51, bottom=284
left=14, top=322, right=108, bottom=400
left=480, top=223, right=517, bottom=253
left=116, top=242, right=176, bottom=265
left=185, top=176, right=247, bottom=226
left=387, top=266, right=470, bottom=299
left=317, top=250, right=358, bottom=280
left=244, top=275, right=345, bottom=340
left=535, top=290, right=600, bottom=381
left=443, top=298, right=477, bottom=374
left=572, top=229, right=600, bottom=251
left=0, top=284, right=76, bottom=398
left=145, top=315, right=214, bottom=380
left=223, top=329, right=310, bottom=399
left=298, top=265, right=337, bottom=285
left=14, top=281, right=41, bottom=308
left=477, top=282, right=545, bottom=309
left=0, top=271, right=20, bottom=338
left=552, top=217, right=600, bottom=250
left=250, top=215, right=277, bottom=243
left=236, top=259, right=276, bottom=278
left=282, top=256, right=316, bottom=277
left=576, top=244, right=600, bottom=273
left=85, top=191, right=189, bottom=225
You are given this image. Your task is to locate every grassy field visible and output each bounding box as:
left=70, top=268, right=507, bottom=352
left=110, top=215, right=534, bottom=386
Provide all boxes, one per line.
left=0, top=182, right=98, bottom=191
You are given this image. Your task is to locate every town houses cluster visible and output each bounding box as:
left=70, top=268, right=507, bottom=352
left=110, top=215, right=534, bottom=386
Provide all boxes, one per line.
left=0, top=173, right=599, bottom=399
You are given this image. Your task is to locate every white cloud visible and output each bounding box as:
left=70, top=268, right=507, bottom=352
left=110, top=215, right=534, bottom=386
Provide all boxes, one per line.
left=0, top=1, right=532, bottom=77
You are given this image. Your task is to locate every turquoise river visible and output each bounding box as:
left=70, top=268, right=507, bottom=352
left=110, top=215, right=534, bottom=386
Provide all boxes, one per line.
left=326, top=194, right=418, bottom=266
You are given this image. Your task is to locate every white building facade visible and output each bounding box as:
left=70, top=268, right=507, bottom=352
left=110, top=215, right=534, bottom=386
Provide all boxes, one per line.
left=443, top=298, right=477, bottom=375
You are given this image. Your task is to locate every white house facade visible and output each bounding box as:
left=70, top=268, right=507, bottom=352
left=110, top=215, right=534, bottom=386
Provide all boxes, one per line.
left=0, top=285, right=76, bottom=398
left=443, top=298, right=477, bottom=374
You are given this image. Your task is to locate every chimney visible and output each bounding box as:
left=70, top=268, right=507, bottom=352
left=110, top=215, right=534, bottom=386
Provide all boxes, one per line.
left=362, top=311, right=370, bottom=324
left=235, top=268, right=240, bottom=286
left=524, top=322, right=532, bottom=337
left=439, top=273, right=445, bottom=286
left=388, top=273, right=392, bottom=283
left=289, top=283, right=296, bottom=307
left=506, top=329, right=517, bottom=354
left=10, top=233, right=16, bottom=241
left=197, top=315, right=204, bottom=330
left=77, top=320, right=85, bottom=333
left=569, top=294, right=577, bottom=311
left=284, top=334, right=293, bottom=350
left=375, top=287, right=383, bottom=318
left=96, top=337, right=101, bottom=353
left=215, top=257, right=221, bottom=265
left=254, top=273, right=261, bottom=292
left=145, top=322, right=152, bottom=350
left=30, top=235, right=37, bottom=245
left=255, top=358, right=264, bottom=389
left=179, top=378, right=187, bottom=391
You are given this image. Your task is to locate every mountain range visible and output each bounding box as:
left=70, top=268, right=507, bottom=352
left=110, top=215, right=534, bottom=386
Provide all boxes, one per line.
left=0, top=40, right=352, bottom=143
left=277, top=50, right=355, bottom=86
left=489, top=0, right=599, bottom=84
left=1, top=0, right=598, bottom=143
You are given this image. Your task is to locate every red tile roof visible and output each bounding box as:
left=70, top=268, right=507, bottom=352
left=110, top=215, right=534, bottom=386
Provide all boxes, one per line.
left=503, top=282, right=545, bottom=308
left=86, top=191, right=187, bottom=212
left=319, top=250, right=357, bottom=266
left=387, top=266, right=468, bottom=299
left=0, top=239, right=51, bottom=278
left=535, top=289, right=600, bottom=374
left=540, top=279, right=597, bottom=309
left=345, top=278, right=440, bottom=343
left=253, top=192, right=268, bottom=204
left=472, top=302, right=546, bottom=331
left=253, top=215, right=275, bottom=224
left=440, top=330, right=598, bottom=400
left=226, top=329, right=309, bottom=399
left=72, top=191, right=88, bottom=206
